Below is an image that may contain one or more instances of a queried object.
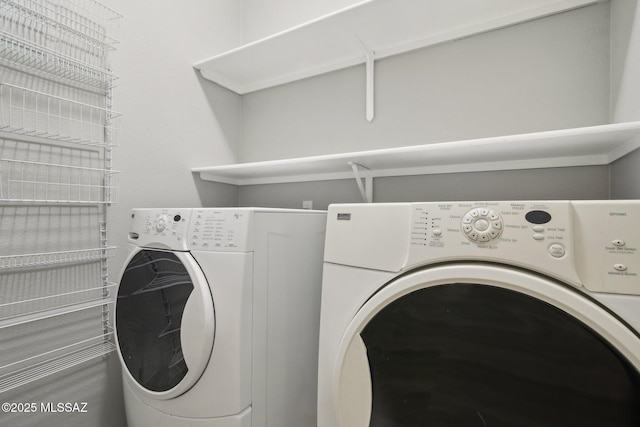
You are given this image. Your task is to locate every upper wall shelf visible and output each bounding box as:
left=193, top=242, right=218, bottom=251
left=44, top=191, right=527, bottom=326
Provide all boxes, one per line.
left=192, top=122, right=640, bottom=190
left=194, top=0, right=597, bottom=94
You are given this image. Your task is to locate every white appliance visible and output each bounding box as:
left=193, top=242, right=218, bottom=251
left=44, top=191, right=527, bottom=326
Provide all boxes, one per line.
left=318, top=201, right=640, bottom=426
left=115, top=207, right=326, bottom=427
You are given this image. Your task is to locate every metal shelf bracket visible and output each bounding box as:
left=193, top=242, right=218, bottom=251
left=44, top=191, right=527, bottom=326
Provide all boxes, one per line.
left=348, top=161, right=373, bottom=203
left=357, top=36, right=375, bottom=122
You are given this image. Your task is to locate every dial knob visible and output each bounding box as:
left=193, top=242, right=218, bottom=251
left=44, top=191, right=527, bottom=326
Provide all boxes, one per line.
left=461, top=208, right=503, bottom=243
left=155, top=215, right=168, bottom=232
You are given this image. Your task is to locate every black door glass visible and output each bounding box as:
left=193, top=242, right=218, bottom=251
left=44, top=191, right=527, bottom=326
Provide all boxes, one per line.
left=117, top=250, right=195, bottom=392
left=360, top=284, right=640, bottom=427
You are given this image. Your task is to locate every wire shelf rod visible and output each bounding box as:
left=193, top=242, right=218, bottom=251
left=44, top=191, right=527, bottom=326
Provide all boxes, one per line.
left=0, top=297, right=115, bottom=329
left=0, top=83, right=121, bottom=147
left=50, top=0, right=123, bottom=23
left=0, top=246, right=117, bottom=270
left=2, top=0, right=119, bottom=51
left=0, top=328, right=114, bottom=373
left=0, top=30, right=117, bottom=90
left=0, top=158, right=120, bottom=204
left=0, top=341, right=116, bottom=394
left=0, top=282, right=116, bottom=309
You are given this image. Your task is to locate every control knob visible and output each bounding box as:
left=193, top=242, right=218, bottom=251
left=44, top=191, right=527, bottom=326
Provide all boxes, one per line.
left=461, top=208, right=503, bottom=243
left=155, top=215, right=169, bottom=232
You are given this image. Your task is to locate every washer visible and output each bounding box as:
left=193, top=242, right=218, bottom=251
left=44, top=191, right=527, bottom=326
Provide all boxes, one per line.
left=318, top=201, right=640, bottom=426
left=115, top=207, right=326, bottom=427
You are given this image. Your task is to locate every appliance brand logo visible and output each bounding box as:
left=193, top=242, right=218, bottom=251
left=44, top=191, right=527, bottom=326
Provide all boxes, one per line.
left=337, top=213, right=351, bottom=221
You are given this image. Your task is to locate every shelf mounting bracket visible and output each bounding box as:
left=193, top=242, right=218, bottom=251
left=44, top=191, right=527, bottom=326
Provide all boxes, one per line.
left=348, top=161, right=373, bottom=203
left=357, top=36, right=375, bottom=122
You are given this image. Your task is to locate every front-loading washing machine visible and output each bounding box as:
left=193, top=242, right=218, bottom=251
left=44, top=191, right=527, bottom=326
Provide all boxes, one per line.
left=317, top=201, right=640, bottom=426
left=115, top=207, right=326, bottom=427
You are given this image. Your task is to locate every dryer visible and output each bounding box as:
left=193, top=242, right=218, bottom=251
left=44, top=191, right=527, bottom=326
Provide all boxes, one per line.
left=318, top=201, right=640, bottom=426
left=115, top=207, right=326, bottom=427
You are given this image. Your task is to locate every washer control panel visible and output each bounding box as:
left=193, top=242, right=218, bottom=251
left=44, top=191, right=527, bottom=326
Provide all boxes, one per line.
left=129, top=209, right=192, bottom=250
left=408, top=201, right=640, bottom=295
left=187, top=209, right=253, bottom=251
left=461, top=207, right=503, bottom=243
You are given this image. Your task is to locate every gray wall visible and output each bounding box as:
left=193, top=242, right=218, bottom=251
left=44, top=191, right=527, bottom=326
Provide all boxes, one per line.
left=240, top=3, right=610, bottom=162
left=107, top=0, right=243, bottom=279
left=238, top=3, right=615, bottom=208
left=610, top=1, right=640, bottom=199
left=239, top=166, right=610, bottom=210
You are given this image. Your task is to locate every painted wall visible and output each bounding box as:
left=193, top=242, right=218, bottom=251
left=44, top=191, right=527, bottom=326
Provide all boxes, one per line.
left=107, top=0, right=242, bottom=277
left=611, top=1, right=640, bottom=198
left=241, top=0, right=363, bottom=43
left=240, top=3, right=609, bottom=163
left=238, top=2, right=613, bottom=209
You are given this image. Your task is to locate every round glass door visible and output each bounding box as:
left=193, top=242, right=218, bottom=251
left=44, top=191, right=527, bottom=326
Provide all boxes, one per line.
left=337, top=265, right=640, bottom=427
left=116, top=249, right=215, bottom=398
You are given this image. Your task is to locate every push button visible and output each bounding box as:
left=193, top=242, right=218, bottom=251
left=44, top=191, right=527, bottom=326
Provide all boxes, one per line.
left=474, top=219, right=490, bottom=231
left=612, top=239, right=626, bottom=247
left=614, top=264, right=628, bottom=272
left=461, top=208, right=504, bottom=243
left=549, top=243, right=565, bottom=258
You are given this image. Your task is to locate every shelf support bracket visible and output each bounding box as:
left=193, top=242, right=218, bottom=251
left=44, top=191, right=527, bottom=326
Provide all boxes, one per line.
left=357, top=37, right=375, bottom=122
left=348, top=161, right=373, bottom=203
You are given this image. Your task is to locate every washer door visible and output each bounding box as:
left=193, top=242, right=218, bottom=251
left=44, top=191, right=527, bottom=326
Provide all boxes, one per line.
left=115, top=248, right=215, bottom=399
left=335, top=264, right=640, bottom=426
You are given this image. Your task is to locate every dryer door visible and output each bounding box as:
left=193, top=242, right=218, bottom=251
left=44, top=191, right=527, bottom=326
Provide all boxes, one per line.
left=115, top=248, right=215, bottom=400
left=335, top=264, right=640, bottom=426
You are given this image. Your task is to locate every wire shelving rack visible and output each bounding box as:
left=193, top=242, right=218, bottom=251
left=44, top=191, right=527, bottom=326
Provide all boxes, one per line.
left=0, top=0, right=121, bottom=394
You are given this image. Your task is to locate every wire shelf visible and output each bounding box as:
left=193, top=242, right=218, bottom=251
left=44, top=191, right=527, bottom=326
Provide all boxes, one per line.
left=1, top=0, right=119, bottom=52
left=0, top=83, right=120, bottom=146
left=0, top=291, right=115, bottom=329
left=0, top=159, right=120, bottom=204
left=47, top=0, right=122, bottom=25
left=0, top=339, right=116, bottom=393
left=0, top=246, right=117, bottom=270
left=0, top=0, right=121, bottom=396
left=0, top=30, right=116, bottom=91
left=0, top=282, right=116, bottom=327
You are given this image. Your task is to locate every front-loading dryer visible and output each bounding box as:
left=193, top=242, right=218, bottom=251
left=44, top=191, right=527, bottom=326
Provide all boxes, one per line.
left=318, top=201, right=640, bottom=426
left=115, top=207, right=326, bottom=427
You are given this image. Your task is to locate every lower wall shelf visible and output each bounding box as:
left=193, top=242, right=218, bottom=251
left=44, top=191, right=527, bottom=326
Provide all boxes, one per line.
left=192, top=122, right=640, bottom=202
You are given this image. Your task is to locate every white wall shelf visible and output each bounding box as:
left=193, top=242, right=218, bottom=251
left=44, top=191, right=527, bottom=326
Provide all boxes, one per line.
left=194, top=0, right=597, bottom=95
left=193, top=122, right=640, bottom=202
